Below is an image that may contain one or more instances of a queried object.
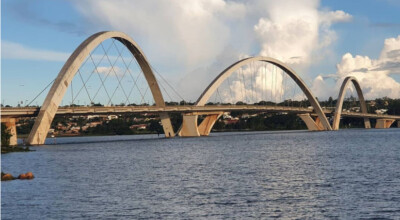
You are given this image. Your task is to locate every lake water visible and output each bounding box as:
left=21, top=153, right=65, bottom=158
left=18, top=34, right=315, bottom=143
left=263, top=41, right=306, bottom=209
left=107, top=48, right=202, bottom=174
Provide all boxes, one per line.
left=2, top=129, right=400, bottom=219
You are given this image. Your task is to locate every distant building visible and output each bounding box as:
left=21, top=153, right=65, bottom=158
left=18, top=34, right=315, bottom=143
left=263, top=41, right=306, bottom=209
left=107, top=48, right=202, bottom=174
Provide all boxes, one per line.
left=222, top=112, right=232, bottom=119
left=241, top=113, right=258, bottom=118
left=133, top=117, right=145, bottom=122
left=369, top=101, right=376, bottom=107
left=88, top=122, right=102, bottom=127
left=87, top=115, right=100, bottom=120
left=130, top=124, right=147, bottom=130
left=144, top=117, right=158, bottom=121
left=107, top=115, right=118, bottom=120
left=224, top=118, right=239, bottom=125
left=350, top=107, right=360, bottom=112
left=375, top=109, right=388, bottom=114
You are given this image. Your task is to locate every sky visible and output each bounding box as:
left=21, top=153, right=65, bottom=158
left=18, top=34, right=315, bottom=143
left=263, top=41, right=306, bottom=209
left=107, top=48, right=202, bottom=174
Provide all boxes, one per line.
left=2, top=0, right=400, bottom=106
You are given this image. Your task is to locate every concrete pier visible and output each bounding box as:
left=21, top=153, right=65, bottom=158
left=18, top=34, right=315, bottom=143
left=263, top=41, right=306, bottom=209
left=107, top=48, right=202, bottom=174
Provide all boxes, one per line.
left=1, top=118, right=17, bottom=146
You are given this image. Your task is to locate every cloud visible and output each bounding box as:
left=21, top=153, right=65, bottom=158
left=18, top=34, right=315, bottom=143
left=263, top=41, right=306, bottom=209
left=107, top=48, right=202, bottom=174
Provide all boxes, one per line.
left=254, top=2, right=352, bottom=68
left=175, top=0, right=352, bottom=101
left=311, top=35, right=400, bottom=100
left=319, top=10, right=352, bottom=24
left=177, top=0, right=353, bottom=102
left=214, top=63, right=286, bottom=104
left=27, top=0, right=353, bottom=102
left=95, top=66, right=123, bottom=77
left=2, top=41, right=70, bottom=61
left=72, top=1, right=352, bottom=95
left=73, top=0, right=246, bottom=70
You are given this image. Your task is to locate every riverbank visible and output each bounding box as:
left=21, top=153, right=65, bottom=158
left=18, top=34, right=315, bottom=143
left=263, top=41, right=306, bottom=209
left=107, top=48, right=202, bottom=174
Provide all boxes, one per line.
left=1, top=146, right=33, bottom=154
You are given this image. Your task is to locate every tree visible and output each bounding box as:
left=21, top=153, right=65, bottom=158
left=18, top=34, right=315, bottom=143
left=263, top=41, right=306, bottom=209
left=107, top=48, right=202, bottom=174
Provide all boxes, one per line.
left=148, top=120, right=162, bottom=134
left=328, top=96, right=333, bottom=107
left=1, top=123, right=12, bottom=147
left=213, top=119, right=225, bottom=130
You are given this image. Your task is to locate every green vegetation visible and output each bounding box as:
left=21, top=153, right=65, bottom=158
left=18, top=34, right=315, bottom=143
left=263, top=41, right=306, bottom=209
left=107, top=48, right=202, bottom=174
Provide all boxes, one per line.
left=1, top=123, right=32, bottom=154
left=1, top=123, right=12, bottom=147
left=2, top=146, right=32, bottom=154
left=86, top=118, right=135, bottom=135
left=17, top=119, right=35, bottom=134
left=208, top=113, right=307, bottom=132
left=10, top=97, right=400, bottom=138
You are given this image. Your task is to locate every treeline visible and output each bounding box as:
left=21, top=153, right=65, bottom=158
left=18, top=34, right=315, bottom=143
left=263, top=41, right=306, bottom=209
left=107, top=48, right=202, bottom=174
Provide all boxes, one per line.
left=14, top=97, right=400, bottom=136
left=211, top=113, right=307, bottom=131
left=318, top=97, right=400, bottom=114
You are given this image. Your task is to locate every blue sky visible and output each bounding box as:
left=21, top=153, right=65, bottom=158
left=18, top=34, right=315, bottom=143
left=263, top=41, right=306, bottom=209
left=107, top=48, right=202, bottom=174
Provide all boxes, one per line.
left=2, top=0, right=400, bottom=106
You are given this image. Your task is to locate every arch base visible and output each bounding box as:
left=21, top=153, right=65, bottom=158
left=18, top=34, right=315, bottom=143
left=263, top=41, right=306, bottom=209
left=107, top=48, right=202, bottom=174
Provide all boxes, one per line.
left=198, top=113, right=223, bottom=136
left=298, top=114, right=324, bottom=131
left=160, top=113, right=175, bottom=137
left=375, top=119, right=395, bottom=129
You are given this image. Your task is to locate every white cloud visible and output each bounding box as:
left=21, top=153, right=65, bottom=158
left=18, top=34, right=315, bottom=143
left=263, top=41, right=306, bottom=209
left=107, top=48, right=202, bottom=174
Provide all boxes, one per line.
left=5, top=0, right=361, bottom=103
left=73, top=0, right=246, bottom=70
left=72, top=0, right=355, bottom=101
left=254, top=2, right=352, bottom=68
left=2, top=41, right=69, bottom=61
left=96, top=66, right=123, bottom=77
left=311, top=35, right=400, bottom=100
left=319, top=10, right=352, bottom=24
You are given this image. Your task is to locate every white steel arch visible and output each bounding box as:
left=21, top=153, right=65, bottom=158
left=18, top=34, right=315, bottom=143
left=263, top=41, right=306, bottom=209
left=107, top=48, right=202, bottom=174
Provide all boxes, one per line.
left=27, top=31, right=174, bottom=145
left=195, top=56, right=332, bottom=130
left=179, top=56, right=333, bottom=137
left=332, top=76, right=371, bottom=130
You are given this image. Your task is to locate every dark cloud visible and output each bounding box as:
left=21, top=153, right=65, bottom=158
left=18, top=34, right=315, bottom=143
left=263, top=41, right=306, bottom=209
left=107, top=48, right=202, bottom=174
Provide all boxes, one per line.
left=7, top=1, right=88, bottom=36
left=369, top=23, right=400, bottom=28
left=371, top=61, right=400, bottom=74
left=352, top=68, right=369, bottom=73
left=386, top=49, right=400, bottom=59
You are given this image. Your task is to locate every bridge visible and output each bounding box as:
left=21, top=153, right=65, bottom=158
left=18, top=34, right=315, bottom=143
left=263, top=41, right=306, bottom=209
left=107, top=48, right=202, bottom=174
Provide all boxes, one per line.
left=2, top=31, right=400, bottom=146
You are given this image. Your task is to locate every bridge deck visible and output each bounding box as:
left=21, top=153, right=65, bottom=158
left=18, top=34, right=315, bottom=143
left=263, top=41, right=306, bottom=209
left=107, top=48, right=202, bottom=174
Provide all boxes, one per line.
left=2, top=106, right=400, bottom=120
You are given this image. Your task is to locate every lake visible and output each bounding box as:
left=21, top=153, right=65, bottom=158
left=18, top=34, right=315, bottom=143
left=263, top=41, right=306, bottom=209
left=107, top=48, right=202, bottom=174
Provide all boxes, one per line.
left=2, top=129, right=400, bottom=219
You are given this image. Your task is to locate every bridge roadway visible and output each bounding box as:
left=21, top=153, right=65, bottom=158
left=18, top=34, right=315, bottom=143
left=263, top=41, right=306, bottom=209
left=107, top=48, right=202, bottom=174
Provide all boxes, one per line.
left=2, top=106, right=400, bottom=120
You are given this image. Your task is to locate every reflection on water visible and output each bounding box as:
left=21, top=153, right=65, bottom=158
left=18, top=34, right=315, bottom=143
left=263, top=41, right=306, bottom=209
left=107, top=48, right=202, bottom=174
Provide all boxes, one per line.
left=2, top=129, right=400, bottom=219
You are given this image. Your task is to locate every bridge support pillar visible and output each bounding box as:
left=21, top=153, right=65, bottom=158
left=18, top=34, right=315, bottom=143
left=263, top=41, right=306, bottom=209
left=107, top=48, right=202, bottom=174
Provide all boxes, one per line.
left=160, top=112, right=175, bottom=138
left=1, top=118, right=18, bottom=146
left=198, top=113, right=223, bottom=136
left=364, top=118, right=372, bottom=129
left=398, top=121, right=400, bottom=128
left=178, top=115, right=200, bottom=137
left=375, top=119, right=395, bottom=129
left=298, top=114, right=324, bottom=131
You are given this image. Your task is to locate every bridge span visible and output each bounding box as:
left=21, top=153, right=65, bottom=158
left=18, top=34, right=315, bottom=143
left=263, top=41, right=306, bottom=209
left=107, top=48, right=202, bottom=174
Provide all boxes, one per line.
left=2, top=31, right=400, bottom=146
left=3, top=105, right=400, bottom=120
left=3, top=105, right=400, bottom=146
left=1, top=105, right=328, bottom=117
